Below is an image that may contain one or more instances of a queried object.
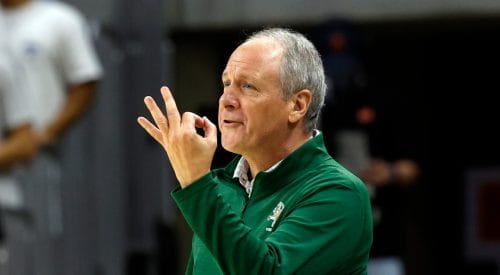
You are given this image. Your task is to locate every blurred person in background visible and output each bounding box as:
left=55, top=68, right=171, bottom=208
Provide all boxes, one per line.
left=0, top=15, right=38, bottom=275
left=0, top=0, right=103, bottom=274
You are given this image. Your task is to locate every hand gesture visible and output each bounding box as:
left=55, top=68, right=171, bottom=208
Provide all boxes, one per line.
left=137, top=86, right=218, bottom=188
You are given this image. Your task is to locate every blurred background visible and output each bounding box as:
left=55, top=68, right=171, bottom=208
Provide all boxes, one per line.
left=5, top=0, right=500, bottom=274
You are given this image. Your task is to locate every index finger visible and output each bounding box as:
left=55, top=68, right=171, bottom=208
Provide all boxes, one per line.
left=160, top=86, right=181, bottom=130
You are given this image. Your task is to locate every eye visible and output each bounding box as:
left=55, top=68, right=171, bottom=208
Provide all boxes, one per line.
left=242, top=83, right=255, bottom=90
left=222, top=80, right=230, bottom=87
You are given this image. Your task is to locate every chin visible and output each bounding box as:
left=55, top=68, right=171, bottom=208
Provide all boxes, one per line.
left=221, top=137, right=244, bottom=155
left=221, top=141, right=239, bottom=154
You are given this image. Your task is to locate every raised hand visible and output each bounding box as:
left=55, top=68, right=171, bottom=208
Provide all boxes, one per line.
left=137, top=86, right=218, bottom=188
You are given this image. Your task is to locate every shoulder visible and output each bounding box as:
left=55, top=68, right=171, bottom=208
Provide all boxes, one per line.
left=297, top=159, right=369, bottom=201
left=35, top=1, right=86, bottom=24
left=300, top=156, right=363, bottom=186
left=35, top=2, right=91, bottom=39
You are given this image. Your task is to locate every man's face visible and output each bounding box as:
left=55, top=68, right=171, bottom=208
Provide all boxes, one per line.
left=218, top=38, right=291, bottom=157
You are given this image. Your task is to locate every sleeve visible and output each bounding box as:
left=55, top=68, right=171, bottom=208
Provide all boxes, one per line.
left=56, top=5, right=103, bottom=85
left=172, top=173, right=372, bottom=275
left=184, top=254, right=194, bottom=275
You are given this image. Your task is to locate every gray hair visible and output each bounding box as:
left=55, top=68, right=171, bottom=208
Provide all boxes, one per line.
left=246, top=28, right=327, bottom=132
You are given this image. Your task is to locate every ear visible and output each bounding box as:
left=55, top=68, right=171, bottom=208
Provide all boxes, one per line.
left=288, top=89, right=312, bottom=124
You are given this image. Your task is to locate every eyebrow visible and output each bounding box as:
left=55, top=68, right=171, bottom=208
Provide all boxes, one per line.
left=221, top=71, right=258, bottom=82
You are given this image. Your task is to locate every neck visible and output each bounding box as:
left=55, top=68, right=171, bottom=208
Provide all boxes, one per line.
left=245, top=128, right=313, bottom=178
left=1, top=0, right=30, bottom=9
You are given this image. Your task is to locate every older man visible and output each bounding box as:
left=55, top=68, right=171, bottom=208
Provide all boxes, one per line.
left=138, top=28, right=372, bottom=274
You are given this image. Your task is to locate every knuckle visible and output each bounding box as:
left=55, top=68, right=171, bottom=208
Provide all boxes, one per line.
left=157, top=116, right=168, bottom=125
left=182, top=111, right=195, bottom=119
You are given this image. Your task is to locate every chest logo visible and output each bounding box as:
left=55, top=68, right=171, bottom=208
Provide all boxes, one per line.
left=266, top=201, right=285, bottom=232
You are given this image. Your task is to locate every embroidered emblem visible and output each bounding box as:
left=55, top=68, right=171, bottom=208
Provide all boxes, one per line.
left=266, top=201, right=285, bottom=232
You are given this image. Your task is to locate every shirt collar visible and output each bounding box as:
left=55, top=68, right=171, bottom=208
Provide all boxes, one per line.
left=233, top=157, right=283, bottom=196
left=232, top=129, right=319, bottom=196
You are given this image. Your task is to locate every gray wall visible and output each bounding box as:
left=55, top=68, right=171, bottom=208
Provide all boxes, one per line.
left=166, top=0, right=500, bottom=28
left=64, top=0, right=500, bottom=29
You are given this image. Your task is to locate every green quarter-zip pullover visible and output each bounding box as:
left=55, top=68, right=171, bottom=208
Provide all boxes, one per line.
left=172, top=133, right=373, bottom=275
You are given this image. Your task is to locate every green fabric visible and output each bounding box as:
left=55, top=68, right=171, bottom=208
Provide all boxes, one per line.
left=172, top=133, right=373, bottom=275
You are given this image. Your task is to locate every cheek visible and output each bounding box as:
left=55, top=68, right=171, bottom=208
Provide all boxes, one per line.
left=217, top=106, right=223, bottom=128
left=248, top=105, right=287, bottom=134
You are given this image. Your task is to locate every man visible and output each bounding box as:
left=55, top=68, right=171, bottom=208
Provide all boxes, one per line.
left=0, top=16, right=37, bottom=274
left=1, top=0, right=102, bottom=145
left=0, top=20, right=35, bottom=175
left=138, top=28, right=372, bottom=274
left=1, top=0, right=102, bottom=274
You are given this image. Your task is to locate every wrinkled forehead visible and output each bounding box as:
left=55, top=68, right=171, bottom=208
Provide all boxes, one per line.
left=235, top=38, right=283, bottom=63
left=222, top=38, right=284, bottom=78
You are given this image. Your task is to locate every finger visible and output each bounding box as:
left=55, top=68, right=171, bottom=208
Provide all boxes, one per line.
left=193, top=113, right=205, bottom=129
left=137, top=116, right=163, bottom=144
left=144, top=96, right=170, bottom=134
left=160, top=86, right=181, bottom=131
left=181, top=112, right=202, bottom=134
left=203, top=116, right=218, bottom=143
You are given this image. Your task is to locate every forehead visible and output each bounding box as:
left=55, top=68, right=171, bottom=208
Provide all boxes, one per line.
left=222, top=38, right=283, bottom=79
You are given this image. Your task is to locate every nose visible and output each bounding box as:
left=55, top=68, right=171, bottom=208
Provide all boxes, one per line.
left=219, top=87, right=240, bottom=110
